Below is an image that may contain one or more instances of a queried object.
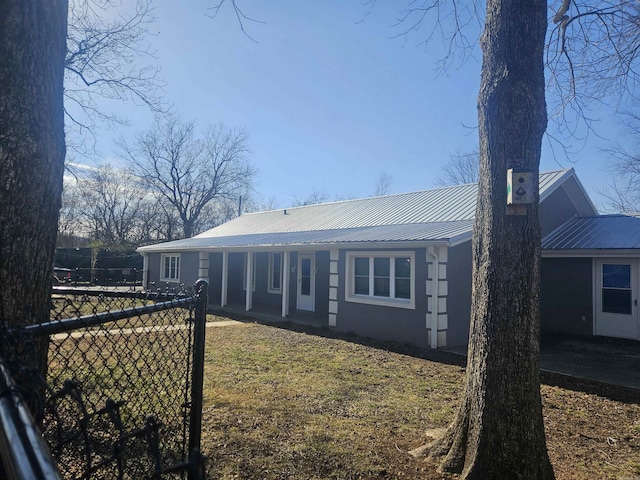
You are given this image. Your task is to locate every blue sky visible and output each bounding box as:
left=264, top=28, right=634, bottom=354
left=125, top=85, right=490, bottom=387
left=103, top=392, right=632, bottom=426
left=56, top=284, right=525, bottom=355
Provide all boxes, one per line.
left=82, top=1, right=625, bottom=210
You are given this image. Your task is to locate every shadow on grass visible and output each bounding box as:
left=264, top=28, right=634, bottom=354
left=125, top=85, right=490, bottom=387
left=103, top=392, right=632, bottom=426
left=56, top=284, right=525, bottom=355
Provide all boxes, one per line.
left=214, top=310, right=640, bottom=405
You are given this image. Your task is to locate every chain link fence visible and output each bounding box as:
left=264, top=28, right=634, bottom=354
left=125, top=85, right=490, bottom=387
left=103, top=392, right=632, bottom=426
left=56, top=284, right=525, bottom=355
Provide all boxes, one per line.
left=0, top=282, right=208, bottom=479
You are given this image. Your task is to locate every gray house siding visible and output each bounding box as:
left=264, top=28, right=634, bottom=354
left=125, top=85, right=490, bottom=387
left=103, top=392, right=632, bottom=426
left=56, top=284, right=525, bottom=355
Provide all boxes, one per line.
left=178, top=252, right=199, bottom=287
left=146, top=251, right=199, bottom=290
left=539, top=186, right=583, bottom=237
left=227, top=253, right=245, bottom=304
left=251, top=252, right=281, bottom=309
left=446, top=241, right=473, bottom=348
left=146, top=252, right=160, bottom=288
left=208, top=252, right=223, bottom=305
left=335, top=247, right=430, bottom=349
left=313, top=251, right=330, bottom=316
left=541, top=257, right=593, bottom=336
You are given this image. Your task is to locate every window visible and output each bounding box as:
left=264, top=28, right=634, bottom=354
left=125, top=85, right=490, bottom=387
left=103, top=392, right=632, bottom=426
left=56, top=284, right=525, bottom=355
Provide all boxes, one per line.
left=160, top=254, right=180, bottom=282
left=602, top=264, right=632, bottom=315
left=346, top=251, right=415, bottom=309
left=268, top=252, right=283, bottom=293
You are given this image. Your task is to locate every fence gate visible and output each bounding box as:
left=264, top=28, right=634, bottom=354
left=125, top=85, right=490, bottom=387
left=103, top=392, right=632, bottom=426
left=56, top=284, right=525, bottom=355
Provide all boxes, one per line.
left=0, top=281, right=208, bottom=479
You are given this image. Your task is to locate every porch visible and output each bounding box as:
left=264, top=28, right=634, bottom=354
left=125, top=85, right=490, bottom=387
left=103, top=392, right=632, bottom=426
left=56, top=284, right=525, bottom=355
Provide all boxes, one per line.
left=208, top=302, right=329, bottom=329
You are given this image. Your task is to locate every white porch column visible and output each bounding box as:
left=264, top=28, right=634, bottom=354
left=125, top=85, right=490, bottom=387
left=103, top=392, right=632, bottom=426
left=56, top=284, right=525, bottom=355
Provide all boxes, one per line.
left=281, top=251, right=290, bottom=317
left=328, top=249, right=339, bottom=326
left=142, top=253, right=148, bottom=289
left=426, top=246, right=448, bottom=349
left=221, top=251, right=228, bottom=307
left=245, top=252, right=254, bottom=311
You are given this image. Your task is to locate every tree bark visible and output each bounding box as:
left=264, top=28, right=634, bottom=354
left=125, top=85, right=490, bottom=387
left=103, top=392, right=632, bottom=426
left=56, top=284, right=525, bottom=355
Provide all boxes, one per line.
left=0, top=0, right=67, bottom=372
left=428, top=1, right=555, bottom=478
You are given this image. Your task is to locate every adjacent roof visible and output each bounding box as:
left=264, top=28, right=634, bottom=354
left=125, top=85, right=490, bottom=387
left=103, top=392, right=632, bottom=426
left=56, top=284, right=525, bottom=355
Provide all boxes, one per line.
left=139, top=168, right=581, bottom=252
left=543, top=214, right=640, bottom=251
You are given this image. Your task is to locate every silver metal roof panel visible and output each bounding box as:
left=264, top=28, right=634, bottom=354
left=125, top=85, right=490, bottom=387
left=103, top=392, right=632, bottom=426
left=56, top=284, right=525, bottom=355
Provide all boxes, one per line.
left=141, top=220, right=475, bottom=251
left=542, top=214, right=640, bottom=250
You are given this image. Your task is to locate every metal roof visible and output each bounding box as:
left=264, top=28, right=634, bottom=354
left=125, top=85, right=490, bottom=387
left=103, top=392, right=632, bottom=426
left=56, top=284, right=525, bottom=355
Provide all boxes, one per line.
left=141, top=221, right=476, bottom=251
left=139, top=169, right=576, bottom=252
left=543, top=214, right=640, bottom=250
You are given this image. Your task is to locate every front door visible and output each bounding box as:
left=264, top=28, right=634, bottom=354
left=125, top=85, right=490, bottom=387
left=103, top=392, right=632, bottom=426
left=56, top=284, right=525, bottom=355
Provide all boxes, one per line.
left=595, top=259, right=639, bottom=340
left=297, top=254, right=315, bottom=311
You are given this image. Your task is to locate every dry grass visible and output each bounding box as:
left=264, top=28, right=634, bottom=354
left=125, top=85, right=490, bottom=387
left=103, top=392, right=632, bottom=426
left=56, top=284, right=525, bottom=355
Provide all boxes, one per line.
left=201, top=321, right=640, bottom=480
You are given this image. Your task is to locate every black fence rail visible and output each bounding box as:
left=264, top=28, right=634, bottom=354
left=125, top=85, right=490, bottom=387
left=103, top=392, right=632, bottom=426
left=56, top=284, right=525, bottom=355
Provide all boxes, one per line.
left=54, top=268, right=144, bottom=287
left=0, top=282, right=208, bottom=479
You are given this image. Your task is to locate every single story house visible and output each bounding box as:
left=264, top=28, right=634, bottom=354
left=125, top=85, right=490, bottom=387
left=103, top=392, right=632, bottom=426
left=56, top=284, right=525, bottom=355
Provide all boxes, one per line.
left=139, top=168, right=640, bottom=348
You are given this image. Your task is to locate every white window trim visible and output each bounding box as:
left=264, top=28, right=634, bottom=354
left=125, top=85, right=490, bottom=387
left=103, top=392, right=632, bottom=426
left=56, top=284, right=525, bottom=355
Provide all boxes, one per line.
left=268, top=252, right=283, bottom=294
left=160, top=253, right=181, bottom=283
left=345, top=251, right=415, bottom=309
left=242, top=252, right=256, bottom=292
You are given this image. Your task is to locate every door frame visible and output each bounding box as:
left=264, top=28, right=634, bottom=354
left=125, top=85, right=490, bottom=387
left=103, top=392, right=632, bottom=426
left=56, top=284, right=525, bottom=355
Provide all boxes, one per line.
left=297, top=253, right=315, bottom=312
left=594, top=258, right=639, bottom=340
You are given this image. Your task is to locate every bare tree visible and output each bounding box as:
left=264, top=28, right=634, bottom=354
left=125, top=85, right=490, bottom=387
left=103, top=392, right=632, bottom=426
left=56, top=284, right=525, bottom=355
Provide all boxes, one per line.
left=121, top=115, right=255, bottom=238
left=76, top=165, right=149, bottom=247
left=546, top=0, right=640, bottom=136
left=59, top=164, right=177, bottom=246
left=291, top=188, right=330, bottom=207
left=58, top=176, right=85, bottom=245
left=373, top=171, right=393, bottom=196
left=437, top=151, right=479, bottom=186
left=65, top=0, right=164, bottom=153
left=194, top=197, right=241, bottom=232
left=601, top=179, right=640, bottom=213
left=0, top=0, right=67, bottom=385
left=601, top=109, right=640, bottom=212
left=243, top=194, right=280, bottom=213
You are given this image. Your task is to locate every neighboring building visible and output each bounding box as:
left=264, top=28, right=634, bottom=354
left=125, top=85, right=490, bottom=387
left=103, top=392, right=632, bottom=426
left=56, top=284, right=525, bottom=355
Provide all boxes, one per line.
left=138, top=168, right=605, bottom=349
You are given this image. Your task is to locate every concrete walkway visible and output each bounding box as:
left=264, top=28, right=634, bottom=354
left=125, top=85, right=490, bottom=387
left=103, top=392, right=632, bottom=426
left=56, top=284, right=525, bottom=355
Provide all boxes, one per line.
left=539, top=335, right=640, bottom=391
left=448, top=335, right=640, bottom=391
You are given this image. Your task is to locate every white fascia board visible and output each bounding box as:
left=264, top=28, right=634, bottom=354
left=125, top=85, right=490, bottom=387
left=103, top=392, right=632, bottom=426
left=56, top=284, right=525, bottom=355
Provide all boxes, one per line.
left=568, top=171, right=599, bottom=215
left=138, top=240, right=455, bottom=254
left=214, top=240, right=452, bottom=252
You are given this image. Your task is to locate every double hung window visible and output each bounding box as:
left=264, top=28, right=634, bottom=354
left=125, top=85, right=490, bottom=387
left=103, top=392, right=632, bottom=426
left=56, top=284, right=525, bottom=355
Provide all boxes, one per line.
left=160, top=254, right=180, bottom=282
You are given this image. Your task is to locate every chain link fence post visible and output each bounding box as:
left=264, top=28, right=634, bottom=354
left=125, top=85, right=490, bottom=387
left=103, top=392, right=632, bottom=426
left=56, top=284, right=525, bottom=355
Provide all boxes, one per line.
left=189, top=279, right=208, bottom=480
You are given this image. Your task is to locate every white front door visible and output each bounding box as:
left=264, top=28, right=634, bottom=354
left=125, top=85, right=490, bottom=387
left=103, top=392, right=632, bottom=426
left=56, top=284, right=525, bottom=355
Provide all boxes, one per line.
left=297, top=254, right=315, bottom=311
left=595, top=259, right=639, bottom=340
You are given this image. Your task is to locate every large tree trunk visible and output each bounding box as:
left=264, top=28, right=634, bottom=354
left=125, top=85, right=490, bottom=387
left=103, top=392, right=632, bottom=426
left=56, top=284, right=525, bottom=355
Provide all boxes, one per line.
left=0, top=0, right=67, bottom=373
left=428, top=1, right=554, bottom=478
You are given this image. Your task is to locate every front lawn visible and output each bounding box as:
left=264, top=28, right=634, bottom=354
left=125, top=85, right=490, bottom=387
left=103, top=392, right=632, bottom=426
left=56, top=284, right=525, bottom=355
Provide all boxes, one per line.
left=201, top=321, right=640, bottom=480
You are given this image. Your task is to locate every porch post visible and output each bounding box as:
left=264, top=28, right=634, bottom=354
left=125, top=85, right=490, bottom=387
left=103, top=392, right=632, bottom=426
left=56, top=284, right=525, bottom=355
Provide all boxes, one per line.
left=245, top=252, right=253, bottom=311
left=221, top=251, right=228, bottom=307
left=281, top=251, right=290, bottom=317
left=142, top=253, right=148, bottom=289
